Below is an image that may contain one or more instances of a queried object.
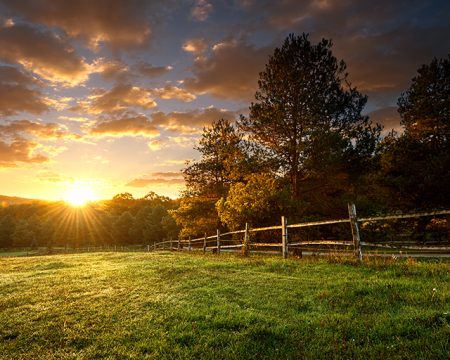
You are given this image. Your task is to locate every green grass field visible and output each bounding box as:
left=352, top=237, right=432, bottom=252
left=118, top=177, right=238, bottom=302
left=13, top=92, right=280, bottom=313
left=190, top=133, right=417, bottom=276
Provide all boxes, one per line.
left=0, top=252, right=448, bottom=359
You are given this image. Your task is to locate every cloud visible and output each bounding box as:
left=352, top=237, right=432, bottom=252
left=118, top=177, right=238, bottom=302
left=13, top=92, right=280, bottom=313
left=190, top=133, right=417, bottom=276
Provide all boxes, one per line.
left=0, top=23, right=91, bottom=85
left=151, top=107, right=236, bottom=133
left=126, top=171, right=184, bottom=187
left=0, top=65, right=48, bottom=116
left=134, top=62, right=172, bottom=78
left=89, top=115, right=159, bottom=138
left=0, top=119, right=81, bottom=140
left=81, top=84, right=157, bottom=114
left=368, top=106, right=402, bottom=134
left=191, top=0, right=213, bottom=21
left=183, top=38, right=208, bottom=54
left=0, top=138, right=48, bottom=167
left=37, top=170, right=73, bottom=183
left=153, top=85, right=196, bottom=102
left=184, top=39, right=271, bottom=100
left=1, top=0, right=157, bottom=50
left=58, top=116, right=89, bottom=122
left=95, top=59, right=172, bottom=83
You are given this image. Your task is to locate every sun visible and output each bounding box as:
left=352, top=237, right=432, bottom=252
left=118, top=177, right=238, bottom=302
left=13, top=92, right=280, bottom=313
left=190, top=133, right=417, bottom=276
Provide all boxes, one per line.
left=63, top=182, right=97, bottom=207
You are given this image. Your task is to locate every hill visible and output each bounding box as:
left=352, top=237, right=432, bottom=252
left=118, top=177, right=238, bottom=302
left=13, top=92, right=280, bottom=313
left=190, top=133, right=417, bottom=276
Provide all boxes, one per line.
left=0, top=195, right=42, bottom=206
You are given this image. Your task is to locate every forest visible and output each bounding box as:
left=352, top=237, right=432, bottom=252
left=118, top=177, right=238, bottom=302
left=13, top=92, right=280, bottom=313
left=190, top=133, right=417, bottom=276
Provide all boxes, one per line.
left=1, top=34, right=449, bottom=249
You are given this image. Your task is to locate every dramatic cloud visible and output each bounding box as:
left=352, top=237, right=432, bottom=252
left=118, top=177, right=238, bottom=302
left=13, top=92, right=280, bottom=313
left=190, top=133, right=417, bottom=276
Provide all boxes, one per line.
left=151, top=107, right=236, bottom=133
left=0, top=138, right=48, bottom=167
left=89, top=115, right=159, bottom=138
left=153, top=85, right=196, bottom=102
left=81, top=84, right=157, bottom=114
left=0, top=23, right=91, bottom=85
left=184, top=39, right=271, bottom=100
left=1, top=0, right=156, bottom=49
left=0, top=120, right=81, bottom=140
left=191, top=0, right=213, bottom=21
left=0, top=66, right=48, bottom=116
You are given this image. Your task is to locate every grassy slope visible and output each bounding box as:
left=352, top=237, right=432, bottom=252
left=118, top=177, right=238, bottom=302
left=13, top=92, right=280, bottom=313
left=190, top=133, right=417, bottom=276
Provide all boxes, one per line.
left=0, top=252, right=448, bottom=359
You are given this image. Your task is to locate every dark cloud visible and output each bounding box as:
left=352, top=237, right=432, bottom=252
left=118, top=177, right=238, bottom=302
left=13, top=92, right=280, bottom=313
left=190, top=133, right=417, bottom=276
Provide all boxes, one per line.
left=0, top=0, right=160, bottom=50
left=0, top=23, right=90, bottom=85
left=89, top=115, right=159, bottom=138
left=191, top=0, right=213, bottom=22
left=0, top=66, right=48, bottom=116
left=134, top=62, right=172, bottom=78
left=184, top=39, right=271, bottom=100
left=151, top=107, right=236, bottom=133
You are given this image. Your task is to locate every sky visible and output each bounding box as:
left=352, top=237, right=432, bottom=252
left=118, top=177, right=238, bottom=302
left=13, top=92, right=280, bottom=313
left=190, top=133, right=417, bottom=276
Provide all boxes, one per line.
left=0, top=0, right=449, bottom=201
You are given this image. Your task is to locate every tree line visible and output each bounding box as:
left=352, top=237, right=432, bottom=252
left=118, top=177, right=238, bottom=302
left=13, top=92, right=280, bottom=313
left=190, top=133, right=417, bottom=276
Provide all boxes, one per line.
left=0, top=192, right=180, bottom=249
left=1, top=33, right=448, bottom=248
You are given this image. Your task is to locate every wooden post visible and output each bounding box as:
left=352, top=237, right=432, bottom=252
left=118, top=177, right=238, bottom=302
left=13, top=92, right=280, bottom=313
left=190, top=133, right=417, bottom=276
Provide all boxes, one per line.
left=177, top=239, right=180, bottom=251
left=243, top=222, right=250, bottom=256
left=281, top=216, right=288, bottom=259
left=170, top=237, right=173, bottom=251
left=147, top=244, right=150, bottom=252
left=216, top=229, right=221, bottom=254
left=188, top=236, right=191, bottom=251
left=203, top=233, right=207, bottom=253
left=348, top=203, right=363, bottom=261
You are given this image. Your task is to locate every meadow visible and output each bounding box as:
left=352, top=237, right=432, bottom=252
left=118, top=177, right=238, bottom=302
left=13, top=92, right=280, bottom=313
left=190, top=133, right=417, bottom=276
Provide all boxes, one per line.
left=0, top=252, right=448, bottom=359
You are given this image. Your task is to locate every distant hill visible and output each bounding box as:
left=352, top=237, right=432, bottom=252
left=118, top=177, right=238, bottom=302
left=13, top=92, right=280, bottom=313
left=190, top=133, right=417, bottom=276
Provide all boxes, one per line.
left=0, top=195, right=44, bottom=206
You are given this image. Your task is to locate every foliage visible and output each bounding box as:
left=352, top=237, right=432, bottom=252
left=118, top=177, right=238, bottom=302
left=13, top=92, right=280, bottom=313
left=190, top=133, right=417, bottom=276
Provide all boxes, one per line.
left=379, top=55, right=450, bottom=210
left=240, top=33, right=380, bottom=208
left=216, top=173, right=288, bottom=230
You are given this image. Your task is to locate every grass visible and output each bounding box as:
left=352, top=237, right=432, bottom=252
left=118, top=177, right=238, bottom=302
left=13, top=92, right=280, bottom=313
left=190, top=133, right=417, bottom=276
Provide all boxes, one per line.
left=0, top=252, right=448, bottom=359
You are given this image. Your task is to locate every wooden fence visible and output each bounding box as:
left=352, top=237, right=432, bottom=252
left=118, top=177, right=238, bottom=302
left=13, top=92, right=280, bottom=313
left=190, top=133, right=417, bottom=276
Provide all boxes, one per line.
left=152, top=204, right=450, bottom=260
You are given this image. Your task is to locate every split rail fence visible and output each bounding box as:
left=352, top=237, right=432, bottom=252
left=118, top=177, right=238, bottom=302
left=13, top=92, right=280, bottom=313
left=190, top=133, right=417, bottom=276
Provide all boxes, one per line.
left=152, top=203, right=450, bottom=260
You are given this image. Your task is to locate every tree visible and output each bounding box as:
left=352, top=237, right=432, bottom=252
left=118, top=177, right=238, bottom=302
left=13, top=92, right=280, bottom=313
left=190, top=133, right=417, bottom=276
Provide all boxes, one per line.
left=240, top=33, right=380, bottom=212
left=379, top=55, right=450, bottom=210
left=0, top=214, right=15, bottom=248
left=112, top=211, right=135, bottom=245
left=216, top=173, right=288, bottom=230
left=398, top=55, right=450, bottom=146
left=172, top=118, right=256, bottom=237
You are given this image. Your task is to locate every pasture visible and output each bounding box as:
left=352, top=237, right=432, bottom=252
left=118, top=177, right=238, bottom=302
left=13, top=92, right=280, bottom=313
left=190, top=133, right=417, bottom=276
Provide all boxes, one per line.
left=0, top=252, right=448, bottom=359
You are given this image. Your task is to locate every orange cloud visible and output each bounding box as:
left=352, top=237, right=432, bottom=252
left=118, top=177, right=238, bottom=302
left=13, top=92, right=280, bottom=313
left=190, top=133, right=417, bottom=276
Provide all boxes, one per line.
left=0, top=24, right=90, bottom=85
left=82, top=84, right=157, bottom=114
left=89, top=115, right=159, bottom=138
left=0, top=138, right=48, bottom=167
left=0, top=65, right=48, bottom=116
left=0, top=120, right=80, bottom=140
left=183, top=38, right=208, bottom=54
left=153, top=85, right=196, bottom=102
left=2, top=0, right=155, bottom=50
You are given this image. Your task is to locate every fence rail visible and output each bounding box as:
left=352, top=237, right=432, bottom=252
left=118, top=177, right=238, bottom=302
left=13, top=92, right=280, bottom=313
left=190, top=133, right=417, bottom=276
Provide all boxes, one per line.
left=151, top=204, right=450, bottom=260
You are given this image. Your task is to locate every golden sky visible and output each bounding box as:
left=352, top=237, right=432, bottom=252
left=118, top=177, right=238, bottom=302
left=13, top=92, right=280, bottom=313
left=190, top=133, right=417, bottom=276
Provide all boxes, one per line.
left=0, top=0, right=448, bottom=200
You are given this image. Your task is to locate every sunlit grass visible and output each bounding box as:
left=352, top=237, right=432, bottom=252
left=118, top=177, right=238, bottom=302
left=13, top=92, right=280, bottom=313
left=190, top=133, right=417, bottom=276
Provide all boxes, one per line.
left=0, top=252, right=448, bottom=359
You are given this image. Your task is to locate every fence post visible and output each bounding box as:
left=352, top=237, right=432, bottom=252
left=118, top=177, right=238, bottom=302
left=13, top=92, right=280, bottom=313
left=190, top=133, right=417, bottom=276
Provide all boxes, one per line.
left=177, top=239, right=180, bottom=251
left=243, top=222, right=250, bottom=256
left=147, top=244, right=150, bottom=252
left=203, top=233, right=207, bottom=253
left=348, top=203, right=363, bottom=261
left=216, top=229, right=221, bottom=254
left=188, top=236, right=191, bottom=251
left=282, top=216, right=288, bottom=259
left=170, top=237, right=173, bottom=251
